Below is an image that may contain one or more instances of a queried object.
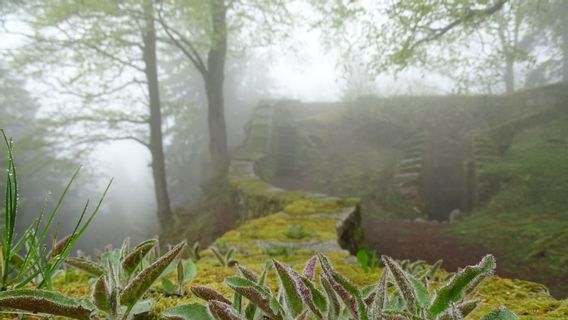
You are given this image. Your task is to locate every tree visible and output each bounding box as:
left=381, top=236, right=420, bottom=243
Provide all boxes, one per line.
left=14, top=0, right=173, bottom=227
left=314, top=0, right=511, bottom=91
left=524, top=0, right=568, bottom=86
left=156, top=0, right=291, bottom=180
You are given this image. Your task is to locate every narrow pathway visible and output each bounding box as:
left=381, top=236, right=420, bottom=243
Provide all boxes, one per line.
left=362, top=217, right=501, bottom=273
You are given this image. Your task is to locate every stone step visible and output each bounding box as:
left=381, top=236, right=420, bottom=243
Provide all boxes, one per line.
left=394, top=172, right=420, bottom=183
left=400, top=157, right=422, bottom=166
left=399, top=165, right=421, bottom=174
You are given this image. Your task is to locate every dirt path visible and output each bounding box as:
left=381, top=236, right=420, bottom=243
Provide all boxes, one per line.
left=362, top=217, right=502, bottom=273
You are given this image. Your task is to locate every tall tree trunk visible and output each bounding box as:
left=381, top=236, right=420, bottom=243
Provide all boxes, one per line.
left=504, top=57, right=515, bottom=94
left=142, top=0, right=172, bottom=227
left=205, top=0, right=229, bottom=179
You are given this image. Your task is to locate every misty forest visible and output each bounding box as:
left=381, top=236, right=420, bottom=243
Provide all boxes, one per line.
left=0, top=0, right=567, bottom=319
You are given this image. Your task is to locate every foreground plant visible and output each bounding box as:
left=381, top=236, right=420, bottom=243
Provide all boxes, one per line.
left=167, top=254, right=518, bottom=320
left=0, top=130, right=111, bottom=291
left=0, top=238, right=187, bottom=319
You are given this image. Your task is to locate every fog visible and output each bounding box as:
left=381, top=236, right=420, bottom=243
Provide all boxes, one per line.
left=1, top=0, right=568, bottom=304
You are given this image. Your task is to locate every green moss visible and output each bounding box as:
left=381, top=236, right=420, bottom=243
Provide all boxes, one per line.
left=283, top=198, right=359, bottom=215
left=220, top=212, right=336, bottom=243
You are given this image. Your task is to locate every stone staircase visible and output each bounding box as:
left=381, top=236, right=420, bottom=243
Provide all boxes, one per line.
left=392, top=131, right=429, bottom=202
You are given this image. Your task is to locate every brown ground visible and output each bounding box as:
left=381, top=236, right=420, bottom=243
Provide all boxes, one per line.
left=362, top=217, right=502, bottom=273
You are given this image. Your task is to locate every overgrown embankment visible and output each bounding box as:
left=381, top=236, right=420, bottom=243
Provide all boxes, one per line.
left=450, top=115, right=568, bottom=297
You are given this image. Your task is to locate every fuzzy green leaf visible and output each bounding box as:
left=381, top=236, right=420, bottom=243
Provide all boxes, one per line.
left=47, top=234, right=73, bottom=259
left=163, top=303, right=212, bottom=320
left=162, top=277, right=177, bottom=295
left=438, top=300, right=479, bottom=320
left=369, top=270, right=387, bottom=318
left=237, top=264, right=259, bottom=283
left=122, top=239, right=158, bottom=274
left=480, top=307, right=519, bottom=320
left=120, top=241, right=185, bottom=308
left=225, top=276, right=282, bottom=320
left=300, top=276, right=326, bottom=319
left=93, top=275, right=111, bottom=312
left=382, top=255, right=419, bottom=313
left=191, top=286, right=232, bottom=305
left=303, top=255, right=317, bottom=281
left=429, top=255, right=495, bottom=316
left=65, top=257, right=105, bottom=276
left=182, top=259, right=197, bottom=283
left=0, top=289, right=94, bottom=320
left=208, top=300, right=243, bottom=320
left=272, top=259, right=304, bottom=317
left=320, top=274, right=340, bottom=319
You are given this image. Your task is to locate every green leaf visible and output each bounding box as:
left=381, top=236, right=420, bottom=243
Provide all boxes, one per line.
left=208, top=300, right=243, bottom=320
left=92, top=275, right=111, bottom=312
left=65, top=257, right=105, bottom=276
left=0, top=289, right=94, bottom=320
left=162, top=277, right=177, bottom=295
left=120, top=241, right=186, bottom=309
left=182, top=259, right=197, bottom=283
left=300, top=276, right=326, bottom=319
left=272, top=259, right=304, bottom=317
left=47, top=234, right=73, bottom=259
left=357, top=249, right=370, bottom=273
left=369, top=270, right=387, bottom=319
left=163, top=303, right=212, bottom=320
left=438, top=300, right=480, bottom=320
left=122, top=239, right=158, bottom=274
left=191, top=286, right=232, bottom=304
left=131, top=299, right=154, bottom=317
left=225, top=276, right=282, bottom=319
left=429, top=255, right=495, bottom=316
left=408, top=274, right=431, bottom=308
left=237, top=264, right=259, bottom=282
left=382, top=255, right=419, bottom=313
left=480, top=307, right=519, bottom=320
left=320, top=274, right=340, bottom=319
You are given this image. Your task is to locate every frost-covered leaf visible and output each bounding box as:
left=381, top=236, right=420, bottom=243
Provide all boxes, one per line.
left=272, top=259, right=304, bottom=317
left=303, top=255, right=317, bottom=281
left=382, top=255, right=419, bottom=313
left=120, top=241, right=185, bottom=308
left=237, top=264, right=259, bottom=282
left=48, top=234, right=73, bottom=259
left=93, top=275, right=111, bottom=312
left=300, top=276, right=326, bottom=319
left=438, top=300, right=479, bottom=320
left=163, top=303, right=212, bottom=320
left=320, top=274, right=340, bottom=319
left=225, top=276, right=283, bottom=319
left=0, top=289, right=94, bottom=320
left=369, top=270, right=387, bottom=319
left=429, top=255, right=495, bottom=316
left=122, top=239, right=158, bottom=274
left=208, top=300, right=243, bottom=320
left=191, top=286, right=232, bottom=304
left=66, top=257, right=105, bottom=276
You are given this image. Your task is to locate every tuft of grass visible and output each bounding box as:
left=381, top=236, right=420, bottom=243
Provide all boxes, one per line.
left=0, top=129, right=111, bottom=290
left=283, top=225, right=314, bottom=240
